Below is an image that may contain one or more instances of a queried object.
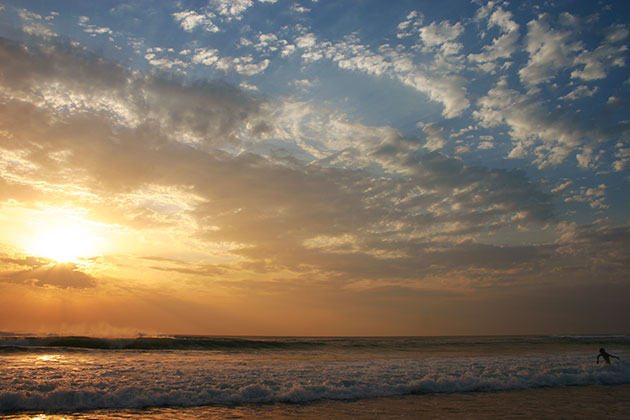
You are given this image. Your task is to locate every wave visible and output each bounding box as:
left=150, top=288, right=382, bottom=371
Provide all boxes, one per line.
left=2, top=334, right=629, bottom=352
left=549, top=335, right=630, bottom=340
left=1, top=356, right=629, bottom=412
left=0, top=336, right=328, bottom=351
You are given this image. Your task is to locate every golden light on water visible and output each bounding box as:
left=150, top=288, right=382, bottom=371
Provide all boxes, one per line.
left=36, top=355, right=63, bottom=363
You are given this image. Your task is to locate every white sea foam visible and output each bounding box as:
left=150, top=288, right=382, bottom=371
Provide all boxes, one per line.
left=1, top=349, right=629, bottom=412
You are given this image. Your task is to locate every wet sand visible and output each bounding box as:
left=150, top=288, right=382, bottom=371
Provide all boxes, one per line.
left=5, top=384, right=630, bottom=420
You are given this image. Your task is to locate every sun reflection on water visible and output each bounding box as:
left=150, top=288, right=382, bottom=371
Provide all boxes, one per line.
left=35, top=355, right=63, bottom=363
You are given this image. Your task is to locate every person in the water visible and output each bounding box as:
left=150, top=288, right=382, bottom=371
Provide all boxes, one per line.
left=597, top=348, right=620, bottom=364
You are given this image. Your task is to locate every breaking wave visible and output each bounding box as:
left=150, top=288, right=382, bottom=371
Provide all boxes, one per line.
left=2, top=351, right=630, bottom=412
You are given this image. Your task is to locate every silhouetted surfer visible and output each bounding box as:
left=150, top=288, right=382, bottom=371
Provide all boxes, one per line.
left=597, top=348, right=620, bottom=365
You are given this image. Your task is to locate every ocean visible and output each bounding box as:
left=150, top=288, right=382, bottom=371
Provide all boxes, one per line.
left=1, top=335, right=629, bottom=419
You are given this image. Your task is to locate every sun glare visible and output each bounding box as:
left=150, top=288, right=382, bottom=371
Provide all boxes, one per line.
left=26, top=217, right=105, bottom=263
left=31, top=226, right=90, bottom=262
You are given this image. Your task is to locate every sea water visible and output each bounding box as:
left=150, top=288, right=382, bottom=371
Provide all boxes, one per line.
left=1, top=335, right=629, bottom=418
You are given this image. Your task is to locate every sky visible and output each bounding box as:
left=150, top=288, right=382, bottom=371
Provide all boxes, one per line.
left=0, top=0, right=629, bottom=336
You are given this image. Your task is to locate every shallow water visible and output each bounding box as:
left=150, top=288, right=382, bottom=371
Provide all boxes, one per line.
left=4, top=385, right=630, bottom=420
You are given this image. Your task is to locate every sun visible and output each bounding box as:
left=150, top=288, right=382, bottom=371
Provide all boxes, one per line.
left=30, top=226, right=90, bottom=262
left=26, top=217, right=104, bottom=263
left=1, top=206, right=114, bottom=264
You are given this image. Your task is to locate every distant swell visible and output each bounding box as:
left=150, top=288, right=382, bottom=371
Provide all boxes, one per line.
left=0, top=336, right=326, bottom=351
left=2, top=334, right=629, bottom=352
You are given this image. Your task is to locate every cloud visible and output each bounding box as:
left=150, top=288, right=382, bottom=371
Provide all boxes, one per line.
left=0, top=37, right=565, bottom=291
left=172, top=10, right=219, bottom=32
left=291, top=3, right=310, bottom=14
left=419, top=20, right=464, bottom=54
left=564, top=184, right=608, bottom=209
left=571, top=42, right=628, bottom=81
left=216, top=56, right=270, bottom=76
left=605, top=24, right=629, bottom=43
left=396, top=11, right=423, bottom=39
left=473, top=77, right=626, bottom=168
left=0, top=38, right=263, bottom=147
left=251, top=33, right=283, bottom=53
left=555, top=223, right=630, bottom=273
left=477, top=135, right=495, bottom=150
left=551, top=180, right=573, bottom=195
left=150, top=264, right=226, bottom=277
left=294, top=34, right=469, bottom=118
left=559, top=85, right=598, bottom=101
left=0, top=256, right=96, bottom=289
left=144, top=47, right=188, bottom=69
left=468, top=6, right=519, bottom=72
left=290, top=79, right=315, bottom=91
left=191, top=47, right=220, bottom=65
left=78, top=16, right=113, bottom=37
left=612, top=142, right=630, bottom=171
left=519, top=14, right=583, bottom=86
left=17, top=8, right=57, bottom=38
left=211, top=0, right=253, bottom=20
left=190, top=47, right=270, bottom=76
left=240, top=81, right=259, bottom=91
left=519, top=15, right=628, bottom=86
left=420, top=123, right=446, bottom=151
left=575, top=146, right=603, bottom=170
left=5, top=31, right=629, bottom=304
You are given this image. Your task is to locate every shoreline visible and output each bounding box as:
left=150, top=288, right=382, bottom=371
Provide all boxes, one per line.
left=3, top=384, right=630, bottom=420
